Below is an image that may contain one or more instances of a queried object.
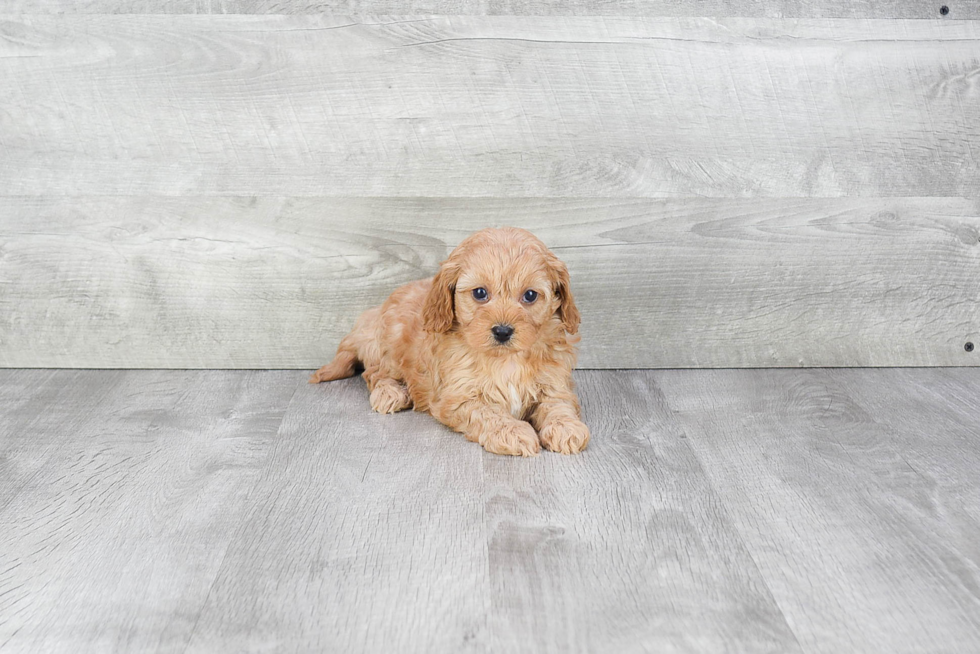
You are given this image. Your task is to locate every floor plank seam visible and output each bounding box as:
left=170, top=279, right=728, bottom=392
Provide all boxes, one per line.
left=648, top=371, right=809, bottom=653
left=178, top=371, right=304, bottom=653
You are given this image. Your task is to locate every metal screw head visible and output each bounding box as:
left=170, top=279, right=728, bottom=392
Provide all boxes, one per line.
left=940, top=5, right=950, bottom=15
left=967, top=342, right=975, bottom=352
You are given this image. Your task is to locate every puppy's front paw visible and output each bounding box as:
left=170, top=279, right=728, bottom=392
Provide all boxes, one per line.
left=481, top=421, right=540, bottom=457
left=370, top=380, right=412, bottom=414
left=539, top=418, right=590, bottom=454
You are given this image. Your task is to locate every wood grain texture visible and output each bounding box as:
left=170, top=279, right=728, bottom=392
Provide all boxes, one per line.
left=182, top=375, right=493, bottom=653
left=484, top=371, right=800, bottom=653
left=825, top=367, right=980, bottom=556
left=7, top=0, right=980, bottom=18
left=1, top=196, right=977, bottom=368
left=4, top=368, right=980, bottom=652
left=117, top=371, right=798, bottom=653
left=654, top=368, right=980, bottom=654
left=0, top=369, right=126, bottom=509
left=0, top=370, right=297, bottom=653
left=1, top=16, right=979, bottom=197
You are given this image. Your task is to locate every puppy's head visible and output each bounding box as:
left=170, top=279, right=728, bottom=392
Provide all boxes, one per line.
left=423, top=227, right=580, bottom=354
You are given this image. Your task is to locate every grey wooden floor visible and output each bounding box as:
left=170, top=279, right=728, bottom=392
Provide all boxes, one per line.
left=1, top=369, right=979, bottom=653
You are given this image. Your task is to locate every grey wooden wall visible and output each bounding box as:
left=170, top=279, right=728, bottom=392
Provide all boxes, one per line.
left=1, top=2, right=978, bottom=368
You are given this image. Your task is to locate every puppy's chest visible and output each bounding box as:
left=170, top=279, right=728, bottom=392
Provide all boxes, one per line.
left=489, top=359, right=537, bottom=419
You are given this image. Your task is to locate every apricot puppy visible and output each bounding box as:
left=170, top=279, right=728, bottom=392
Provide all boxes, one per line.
left=310, top=227, right=589, bottom=456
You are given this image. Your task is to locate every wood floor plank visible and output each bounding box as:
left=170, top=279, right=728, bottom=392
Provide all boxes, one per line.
left=0, top=370, right=298, bottom=653
left=484, top=371, right=800, bottom=653
left=655, top=368, right=980, bottom=654
left=2, top=16, right=978, bottom=197
left=0, top=370, right=129, bottom=510
left=3, top=196, right=977, bottom=369
left=3, top=369, right=978, bottom=651
left=182, top=376, right=492, bottom=653
left=825, top=368, right=980, bottom=565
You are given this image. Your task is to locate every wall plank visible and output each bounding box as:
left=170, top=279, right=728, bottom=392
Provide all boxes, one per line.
left=1, top=16, right=978, bottom=197
left=2, top=196, right=976, bottom=368
left=3, top=14, right=977, bottom=368
left=6, top=0, right=978, bottom=19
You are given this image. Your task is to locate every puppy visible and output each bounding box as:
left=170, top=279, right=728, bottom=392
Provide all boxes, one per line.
left=310, top=227, right=589, bottom=456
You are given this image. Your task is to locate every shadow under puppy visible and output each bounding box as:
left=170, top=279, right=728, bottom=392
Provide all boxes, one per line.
left=311, top=227, right=589, bottom=456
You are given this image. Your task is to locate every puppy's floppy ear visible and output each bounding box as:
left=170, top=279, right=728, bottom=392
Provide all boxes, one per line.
left=423, top=258, right=460, bottom=333
left=548, top=253, right=581, bottom=335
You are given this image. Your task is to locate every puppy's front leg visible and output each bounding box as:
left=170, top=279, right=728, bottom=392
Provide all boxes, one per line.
left=530, top=390, right=590, bottom=455
left=434, top=400, right=540, bottom=457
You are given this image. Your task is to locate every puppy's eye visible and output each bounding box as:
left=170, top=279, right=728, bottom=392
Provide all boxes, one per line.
left=522, top=289, right=538, bottom=304
left=472, top=287, right=488, bottom=302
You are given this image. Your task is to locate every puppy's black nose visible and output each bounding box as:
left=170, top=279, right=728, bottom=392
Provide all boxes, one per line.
left=491, top=324, right=514, bottom=343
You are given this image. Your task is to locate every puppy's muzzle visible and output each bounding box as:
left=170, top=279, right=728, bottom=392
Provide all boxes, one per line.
left=491, top=324, right=514, bottom=343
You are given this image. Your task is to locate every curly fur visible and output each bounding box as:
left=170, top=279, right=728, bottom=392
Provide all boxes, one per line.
left=310, top=227, right=589, bottom=456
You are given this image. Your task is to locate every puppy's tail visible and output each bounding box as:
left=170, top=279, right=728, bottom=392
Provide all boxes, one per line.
left=309, top=337, right=359, bottom=384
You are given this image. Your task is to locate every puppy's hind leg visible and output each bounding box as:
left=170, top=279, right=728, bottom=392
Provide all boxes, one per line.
left=369, top=378, right=412, bottom=414
left=309, top=336, right=359, bottom=384
left=311, top=306, right=384, bottom=384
